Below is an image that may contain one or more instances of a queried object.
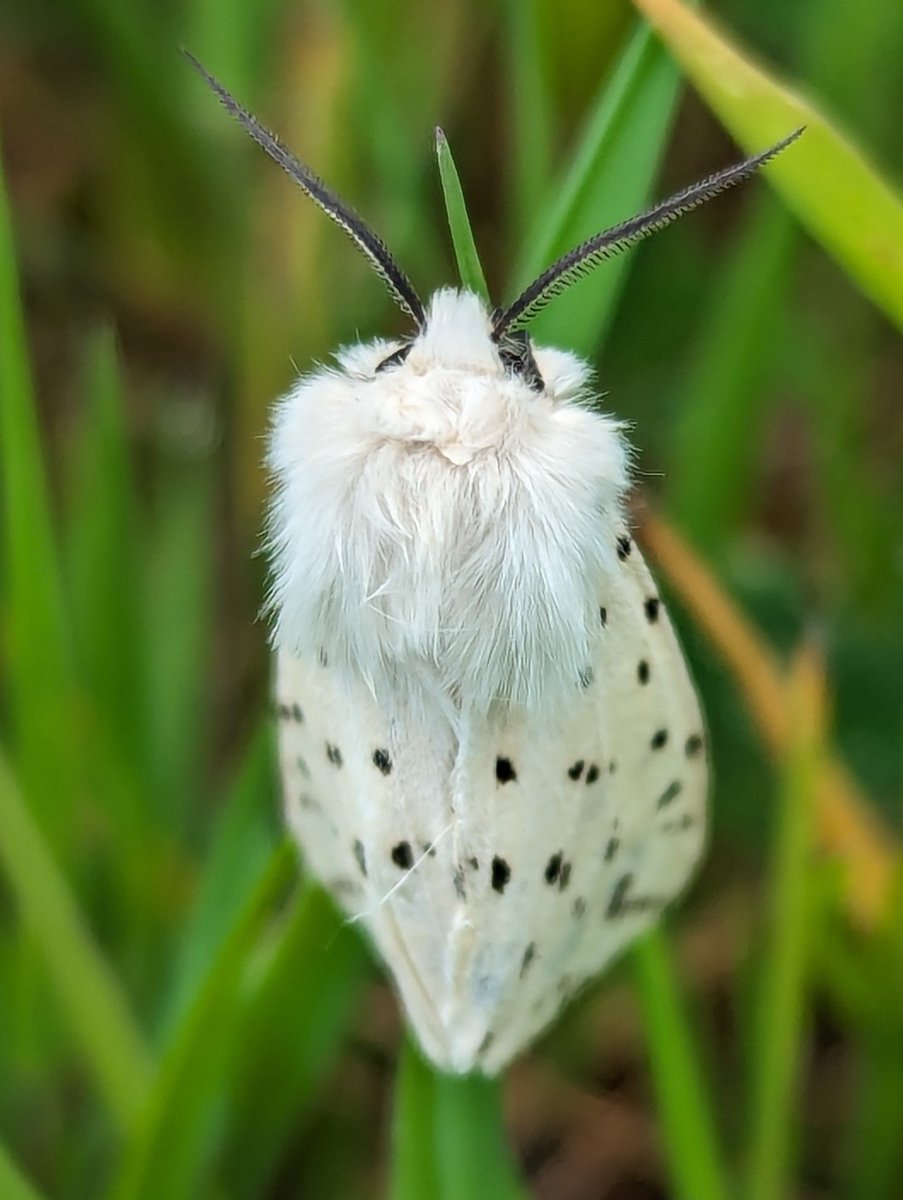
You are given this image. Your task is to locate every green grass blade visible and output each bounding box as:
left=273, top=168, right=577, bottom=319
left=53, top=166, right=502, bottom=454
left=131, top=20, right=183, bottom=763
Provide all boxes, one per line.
left=667, top=201, right=796, bottom=552
left=217, top=884, right=371, bottom=1195
left=109, top=843, right=296, bottom=1200
left=432, top=1070, right=528, bottom=1200
left=0, top=143, right=74, bottom=823
left=65, top=328, right=145, bottom=774
left=159, top=725, right=278, bottom=1033
left=0, top=750, right=153, bottom=1132
left=503, top=0, right=554, bottom=244
left=0, top=1142, right=47, bottom=1200
left=511, top=15, right=688, bottom=357
left=743, top=652, right=821, bottom=1200
left=634, top=0, right=903, bottom=337
left=390, top=1038, right=441, bottom=1200
left=435, top=128, right=490, bottom=302
left=844, top=1035, right=903, bottom=1200
left=143, top=454, right=214, bottom=823
left=633, top=930, right=730, bottom=1200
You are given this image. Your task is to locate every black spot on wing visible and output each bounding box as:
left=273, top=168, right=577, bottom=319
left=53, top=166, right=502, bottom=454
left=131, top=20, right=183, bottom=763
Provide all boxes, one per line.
left=606, top=873, right=634, bottom=919
left=638, top=659, right=650, bottom=684
left=544, top=852, right=562, bottom=884
left=496, top=756, right=517, bottom=784
left=650, top=729, right=668, bottom=751
left=544, top=853, right=572, bottom=891
left=520, top=942, right=537, bottom=978
left=318, top=647, right=328, bottom=667
left=644, top=597, right=660, bottom=622
left=326, top=742, right=343, bottom=766
left=391, top=841, right=413, bottom=869
left=599, top=606, right=608, bottom=627
left=491, top=856, right=511, bottom=893
left=567, top=760, right=585, bottom=781
left=604, top=836, right=619, bottom=862
left=579, top=667, right=594, bottom=688
left=617, top=535, right=632, bottom=560
left=353, top=839, right=367, bottom=876
left=656, top=780, right=683, bottom=809
left=685, top=733, right=705, bottom=758
left=572, top=896, right=587, bottom=918
left=277, top=702, right=304, bottom=722
left=373, top=748, right=392, bottom=774
left=585, top=763, right=600, bottom=784
left=662, top=812, right=697, bottom=833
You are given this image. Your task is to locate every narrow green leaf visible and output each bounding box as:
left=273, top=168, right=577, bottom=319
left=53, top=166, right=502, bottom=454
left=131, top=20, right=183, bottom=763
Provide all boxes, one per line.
left=633, top=0, right=903, bottom=336
left=390, top=1037, right=441, bottom=1200
left=668, top=201, right=796, bottom=552
left=217, top=884, right=371, bottom=1195
left=159, top=725, right=278, bottom=1034
left=109, top=843, right=296, bottom=1200
left=433, top=1070, right=528, bottom=1200
left=0, top=751, right=153, bottom=1132
left=0, top=143, right=74, bottom=823
left=511, top=16, right=688, bottom=357
left=144, top=453, right=214, bottom=823
left=743, top=655, right=821, bottom=1200
left=65, top=328, right=144, bottom=774
left=503, top=0, right=554, bottom=243
left=0, top=1142, right=47, bottom=1200
left=844, top=1035, right=903, bottom=1200
left=633, top=930, right=730, bottom=1200
left=435, top=128, right=490, bottom=302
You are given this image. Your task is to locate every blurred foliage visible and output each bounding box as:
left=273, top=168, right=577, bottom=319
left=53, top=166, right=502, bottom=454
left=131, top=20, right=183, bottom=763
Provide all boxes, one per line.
left=1, top=0, right=902, bottom=1197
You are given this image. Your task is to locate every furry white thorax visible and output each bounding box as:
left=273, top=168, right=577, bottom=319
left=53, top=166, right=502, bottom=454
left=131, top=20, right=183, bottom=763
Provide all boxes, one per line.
left=267, top=288, right=630, bottom=714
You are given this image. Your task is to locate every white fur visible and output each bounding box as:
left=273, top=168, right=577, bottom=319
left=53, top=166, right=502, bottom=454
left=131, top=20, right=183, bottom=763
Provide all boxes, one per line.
left=267, top=289, right=630, bottom=715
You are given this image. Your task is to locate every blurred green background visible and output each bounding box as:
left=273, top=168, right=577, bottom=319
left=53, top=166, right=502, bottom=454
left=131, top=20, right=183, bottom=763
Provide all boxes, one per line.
left=1, top=0, right=902, bottom=1197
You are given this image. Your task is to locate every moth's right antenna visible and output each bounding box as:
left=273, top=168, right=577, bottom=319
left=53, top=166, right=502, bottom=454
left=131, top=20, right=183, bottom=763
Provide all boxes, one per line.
left=184, top=50, right=425, bottom=328
left=493, top=128, right=804, bottom=339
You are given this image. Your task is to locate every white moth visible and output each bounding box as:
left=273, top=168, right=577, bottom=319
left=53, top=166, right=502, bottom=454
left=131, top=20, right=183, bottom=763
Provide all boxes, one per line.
left=188, top=53, right=799, bottom=1076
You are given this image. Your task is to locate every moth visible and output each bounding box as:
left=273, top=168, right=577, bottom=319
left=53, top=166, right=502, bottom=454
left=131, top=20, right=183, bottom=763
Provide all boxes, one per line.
left=187, top=52, right=800, bottom=1075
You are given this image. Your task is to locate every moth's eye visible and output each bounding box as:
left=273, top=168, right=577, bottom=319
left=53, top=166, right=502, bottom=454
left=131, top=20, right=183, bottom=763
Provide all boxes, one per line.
left=498, top=331, right=544, bottom=392
left=375, top=343, right=412, bottom=373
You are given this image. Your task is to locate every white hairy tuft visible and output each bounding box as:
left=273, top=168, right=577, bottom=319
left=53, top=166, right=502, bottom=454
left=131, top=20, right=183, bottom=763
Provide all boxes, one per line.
left=266, top=289, right=630, bottom=713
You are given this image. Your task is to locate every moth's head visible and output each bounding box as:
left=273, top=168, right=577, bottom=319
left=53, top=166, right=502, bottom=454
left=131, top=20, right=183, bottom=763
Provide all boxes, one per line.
left=184, top=51, right=802, bottom=383
left=372, top=289, right=547, bottom=392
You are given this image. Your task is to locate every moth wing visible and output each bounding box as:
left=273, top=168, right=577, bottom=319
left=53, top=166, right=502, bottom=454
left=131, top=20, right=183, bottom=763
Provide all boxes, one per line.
left=442, top=535, right=708, bottom=1073
left=275, top=536, right=707, bottom=1075
left=275, top=652, right=465, bottom=1068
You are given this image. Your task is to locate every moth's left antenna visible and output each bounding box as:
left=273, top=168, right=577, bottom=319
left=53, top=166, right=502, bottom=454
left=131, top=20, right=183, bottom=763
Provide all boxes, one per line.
left=183, top=50, right=425, bottom=328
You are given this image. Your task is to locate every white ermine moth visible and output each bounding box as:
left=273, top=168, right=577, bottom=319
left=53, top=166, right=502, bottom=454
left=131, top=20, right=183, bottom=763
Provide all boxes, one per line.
left=187, top=52, right=800, bottom=1075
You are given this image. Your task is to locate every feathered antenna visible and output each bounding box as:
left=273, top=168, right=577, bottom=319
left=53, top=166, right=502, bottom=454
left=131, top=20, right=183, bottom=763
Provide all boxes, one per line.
left=183, top=50, right=425, bottom=327
left=493, top=127, right=803, bottom=339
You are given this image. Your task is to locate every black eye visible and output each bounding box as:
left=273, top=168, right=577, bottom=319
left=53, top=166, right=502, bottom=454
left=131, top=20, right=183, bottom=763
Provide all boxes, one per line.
left=375, top=343, right=412, bottom=373
left=497, top=330, right=543, bottom=391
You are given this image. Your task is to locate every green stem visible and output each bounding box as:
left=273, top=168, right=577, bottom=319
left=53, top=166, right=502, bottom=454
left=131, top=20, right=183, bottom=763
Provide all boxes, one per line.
left=634, top=930, right=730, bottom=1200
left=0, top=751, right=153, bottom=1133
left=435, top=128, right=490, bottom=301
